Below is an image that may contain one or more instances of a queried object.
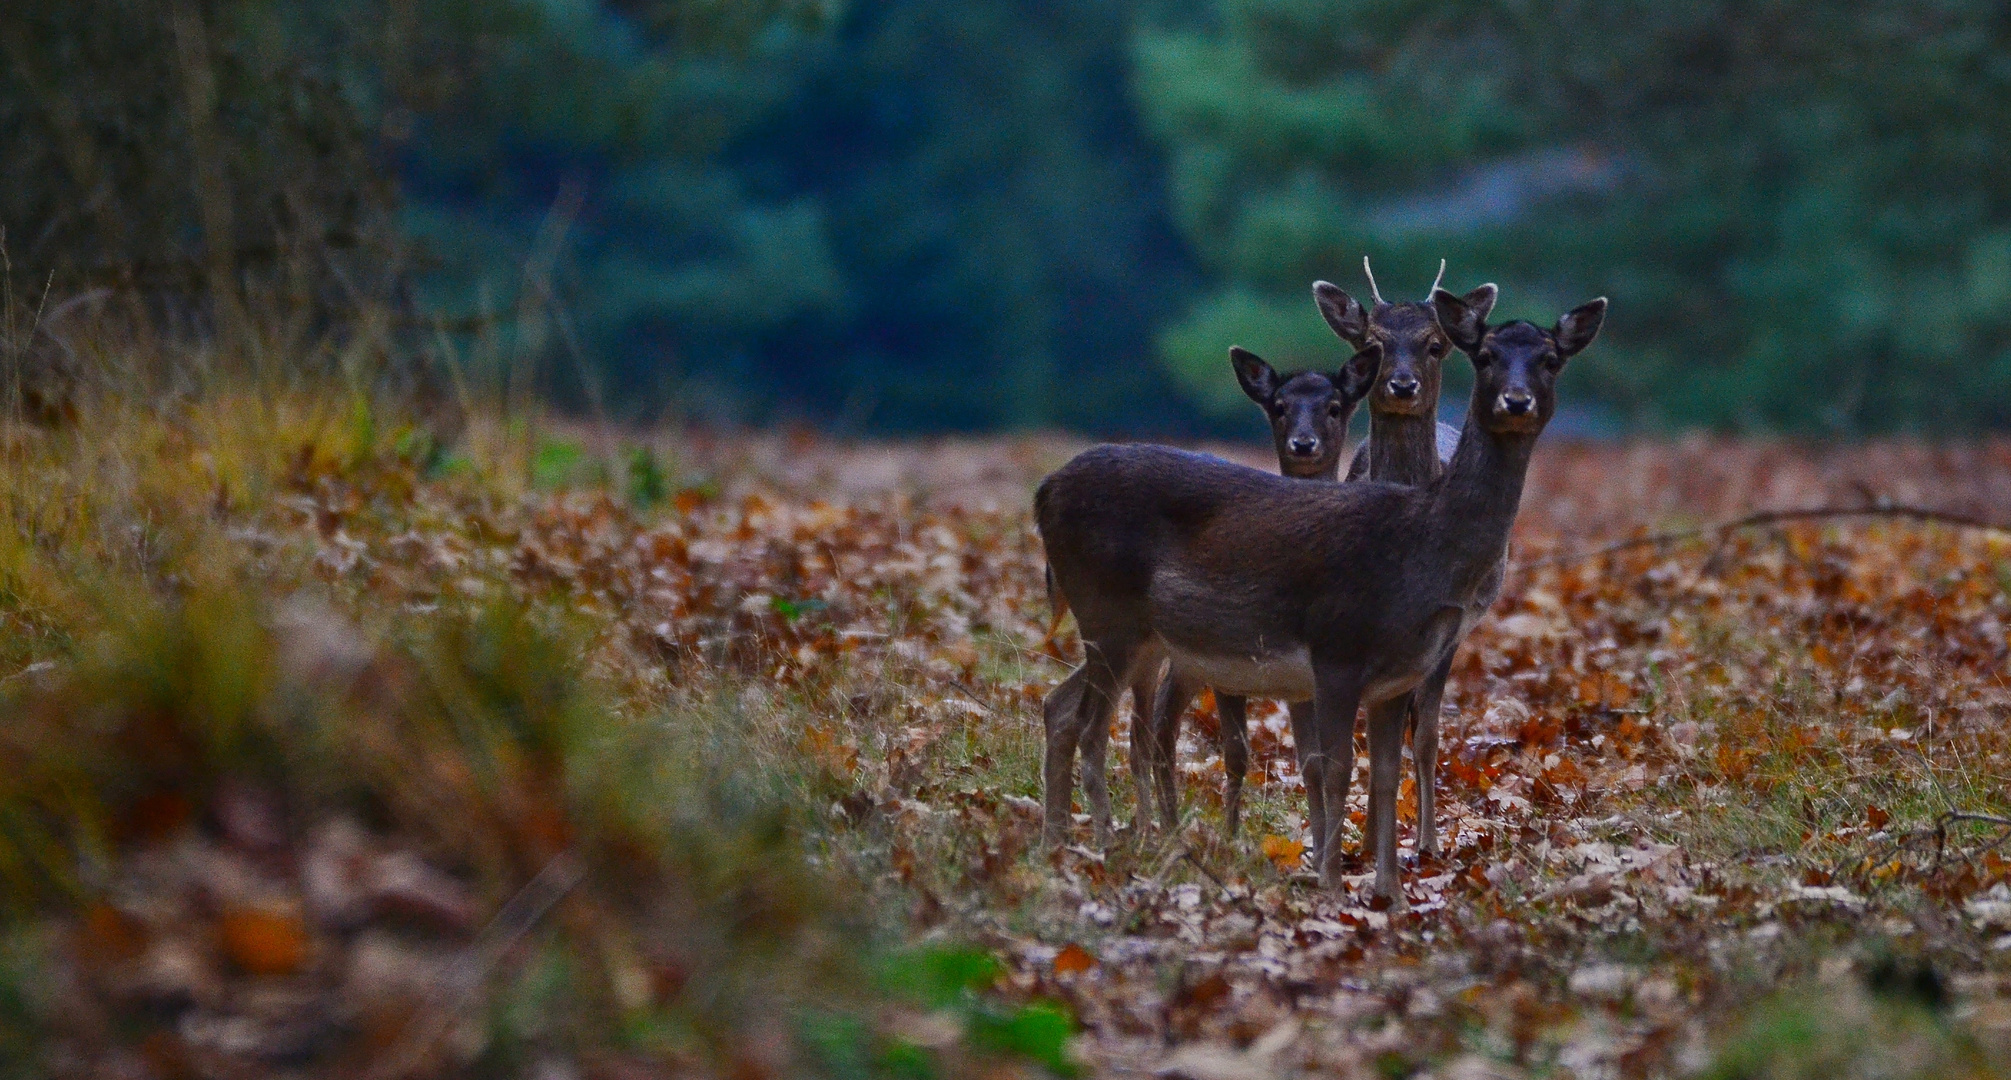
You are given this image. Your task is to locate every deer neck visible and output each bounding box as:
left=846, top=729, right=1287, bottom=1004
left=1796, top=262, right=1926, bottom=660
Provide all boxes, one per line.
left=1427, top=410, right=1534, bottom=594
left=1282, top=458, right=1343, bottom=483
left=1367, top=408, right=1443, bottom=485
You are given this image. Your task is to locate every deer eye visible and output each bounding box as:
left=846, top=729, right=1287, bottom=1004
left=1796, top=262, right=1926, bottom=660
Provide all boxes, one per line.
left=1427, top=340, right=1446, bottom=358
left=1328, top=402, right=1344, bottom=418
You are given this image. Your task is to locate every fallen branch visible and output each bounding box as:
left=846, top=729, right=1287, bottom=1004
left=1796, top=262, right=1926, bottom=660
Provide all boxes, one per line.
left=1526, top=504, right=2010, bottom=570
left=1934, top=811, right=2011, bottom=864
left=368, top=851, right=586, bottom=1080
left=1181, top=848, right=1230, bottom=892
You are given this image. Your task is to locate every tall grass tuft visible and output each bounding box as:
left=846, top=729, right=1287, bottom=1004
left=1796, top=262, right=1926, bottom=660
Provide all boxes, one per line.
left=0, top=292, right=1064, bottom=1074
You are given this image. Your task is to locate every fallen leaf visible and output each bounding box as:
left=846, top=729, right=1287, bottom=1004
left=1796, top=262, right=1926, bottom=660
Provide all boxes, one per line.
left=1052, top=942, right=1096, bottom=976
left=1260, top=834, right=1305, bottom=872
left=77, top=903, right=147, bottom=968
left=217, top=907, right=311, bottom=975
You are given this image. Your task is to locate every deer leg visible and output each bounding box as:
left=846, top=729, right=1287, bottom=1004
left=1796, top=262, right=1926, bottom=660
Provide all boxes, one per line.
left=1218, top=694, right=1250, bottom=839
left=1044, top=640, right=1130, bottom=849
left=1412, top=652, right=1455, bottom=859
left=1364, top=687, right=1421, bottom=866
left=1365, top=695, right=1410, bottom=904
left=1310, top=664, right=1366, bottom=891
left=1127, top=669, right=1161, bottom=832
left=1040, top=664, right=1092, bottom=848
left=1088, top=639, right=1144, bottom=849
left=1150, top=673, right=1192, bottom=830
left=1079, top=688, right=1116, bottom=850
left=1285, top=700, right=1325, bottom=865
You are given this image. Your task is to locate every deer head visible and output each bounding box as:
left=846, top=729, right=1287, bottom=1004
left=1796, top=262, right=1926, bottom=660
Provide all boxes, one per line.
left=1230, top=345, right=1378, bottom=479
left=1313, top=261, right=1497, bottom=419
left=1432, top=289, right=1607, bottom=435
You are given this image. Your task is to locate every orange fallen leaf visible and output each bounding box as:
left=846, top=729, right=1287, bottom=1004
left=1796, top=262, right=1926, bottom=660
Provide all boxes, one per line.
left=1865, top=804, right=1890, bottom=830
left=799, top=724, right=858, bottom=777
left=673, top=487, right=711, bottom=515
left=1052, top=942, right=1095, bottom=976
left=1260, top=834, right=1306, bottom=871
left=77, top=903, right=147, bottom=967
left=217, top=908, right=311, bottom=975
left=121, top=790, right=194, bottom=844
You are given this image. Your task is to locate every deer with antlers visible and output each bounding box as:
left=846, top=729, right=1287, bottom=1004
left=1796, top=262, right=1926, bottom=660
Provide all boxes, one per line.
left=1038, top=287, right=1606, bottom=899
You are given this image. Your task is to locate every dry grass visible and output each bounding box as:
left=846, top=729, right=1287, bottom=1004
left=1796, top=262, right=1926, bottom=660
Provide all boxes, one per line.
left=0, top=361, right=1075, bottom=1077
left=2, top=324, right=2011, bottom=1076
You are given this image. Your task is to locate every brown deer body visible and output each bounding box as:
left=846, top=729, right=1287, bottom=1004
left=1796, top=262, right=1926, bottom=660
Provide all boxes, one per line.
left=1048, top=347, right=1378, bottom=850
left=1315, top=268, right=1500, bottom=863
left=1037, top=290, right=1605, bottom=899
left=1137, top=271, right=1490, bottom=857
left=1132, top=348, right=1361, bottom=840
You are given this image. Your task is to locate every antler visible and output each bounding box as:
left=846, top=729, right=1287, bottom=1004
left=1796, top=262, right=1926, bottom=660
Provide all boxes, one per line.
left=1429, top=258, right=1447, bottom=296
left=1362, top=256, right=1384, bottom=306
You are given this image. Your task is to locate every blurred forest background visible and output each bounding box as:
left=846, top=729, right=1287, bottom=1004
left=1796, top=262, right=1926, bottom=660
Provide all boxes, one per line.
left=5, top=0, right=2011, bottom=436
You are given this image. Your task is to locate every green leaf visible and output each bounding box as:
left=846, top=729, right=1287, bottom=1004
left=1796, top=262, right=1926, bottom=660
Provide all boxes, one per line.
left=531, top=437, right=588, bottom=490
left=626, top=446, right=671, bottom=509
left=968, top=1001, right=1078, bottom=1078
left=877, top=945, right=1002, bottom=1009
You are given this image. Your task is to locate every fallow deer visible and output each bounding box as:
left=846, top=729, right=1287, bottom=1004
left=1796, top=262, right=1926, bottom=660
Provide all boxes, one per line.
left=1045, top=345, right=1380, bottom=849
left=1036, top=289, right=1606, bottom=900
left=1131, top=347, right=1360, bottom=839
left=1312, top=260, right=1500, bottom=864
left=1138, top=264, right=1490, bottom=854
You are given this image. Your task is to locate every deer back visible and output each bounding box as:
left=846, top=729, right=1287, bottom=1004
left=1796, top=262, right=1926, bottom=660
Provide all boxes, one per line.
left=1037, top=445, right=1431, bottom=660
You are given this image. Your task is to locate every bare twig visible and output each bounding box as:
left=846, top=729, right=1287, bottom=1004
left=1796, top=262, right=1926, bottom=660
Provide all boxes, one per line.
left=1181, top=847, right=1229, bottom=892
left=367, top=851, right=587, bottom=1080
left=1007, top=641, right=1075, bottom=669
left=1933, top=811, right=2011, bottom=864
left=1527, top=505, right=2010, bottom=570
left=1118, top=841, right=1196, bottom=933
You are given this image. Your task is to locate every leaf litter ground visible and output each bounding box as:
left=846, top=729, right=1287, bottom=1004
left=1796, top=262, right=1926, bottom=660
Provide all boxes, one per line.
left=115, top=430, right=2011, bottom=1075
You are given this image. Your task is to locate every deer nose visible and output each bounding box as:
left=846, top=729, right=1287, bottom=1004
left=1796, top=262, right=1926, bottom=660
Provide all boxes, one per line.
left=1498, top=390, right=1534, bottom=416
left=1387, top=376, right=1420, bottom=400
left=1288, top=436, right=1320, bottom=456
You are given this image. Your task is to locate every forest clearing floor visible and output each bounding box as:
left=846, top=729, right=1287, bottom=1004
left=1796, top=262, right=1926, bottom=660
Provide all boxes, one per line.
left=659, top=432, right=2011, bottom=1079
left=10, top=403, right=2011, bottom=1078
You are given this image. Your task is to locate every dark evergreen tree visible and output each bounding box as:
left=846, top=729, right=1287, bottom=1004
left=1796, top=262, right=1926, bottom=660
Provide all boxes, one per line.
left=0, top=0, right=837, bottom=410
left=1136, top=0, right=2011, bottom=431
left=743, top=0, right=1201, bottom=432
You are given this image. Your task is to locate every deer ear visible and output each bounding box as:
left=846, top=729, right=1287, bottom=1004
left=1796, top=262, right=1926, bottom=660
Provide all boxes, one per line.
left=1312, top=281, right=1368, bottom=346
left=1229, top=346, right=1279, bottom=404
left=1431, top=287, right=1488, bottom=352
left=1337, top=344, right=1380, bottom=404
left=1462, top=283, right=1498, bottom=324
left=1554, top=297, right=1608, bottom=358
